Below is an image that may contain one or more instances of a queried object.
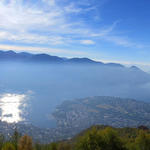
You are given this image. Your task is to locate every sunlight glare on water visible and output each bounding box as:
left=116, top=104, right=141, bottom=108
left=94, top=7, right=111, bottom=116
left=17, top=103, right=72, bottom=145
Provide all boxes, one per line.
left=0, top=93, right=26, bottom=123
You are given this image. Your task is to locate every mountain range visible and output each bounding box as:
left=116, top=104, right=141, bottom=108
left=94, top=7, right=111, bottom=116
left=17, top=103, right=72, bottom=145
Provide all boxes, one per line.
left=0, top=50, right=127, bottom=68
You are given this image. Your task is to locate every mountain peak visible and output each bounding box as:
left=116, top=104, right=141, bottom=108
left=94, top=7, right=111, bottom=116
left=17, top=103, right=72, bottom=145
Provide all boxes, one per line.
left=105, top=63, right=124, bottom=68
left=130, top=66, right=141, bottom=71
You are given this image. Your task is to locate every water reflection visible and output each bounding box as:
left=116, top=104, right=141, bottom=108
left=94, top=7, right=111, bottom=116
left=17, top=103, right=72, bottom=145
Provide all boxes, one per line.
left=0, top=93, right=26, bottom=123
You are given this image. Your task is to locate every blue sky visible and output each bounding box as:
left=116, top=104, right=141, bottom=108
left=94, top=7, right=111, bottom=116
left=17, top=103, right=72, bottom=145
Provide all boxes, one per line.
left=0, top=0, right=150, bottom=70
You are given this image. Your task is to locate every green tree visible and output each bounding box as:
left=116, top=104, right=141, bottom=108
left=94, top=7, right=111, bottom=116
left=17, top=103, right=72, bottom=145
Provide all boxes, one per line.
left=2, top=143, right=15, bottom=150
left=101, top=127, right=126, bottom=150
left=0, top=134, right=5, bottom=150
left=135, top=131, right=150, bottom=150
left=75, top=127, right=103, bottom=150
left=11, top=130, right=21, bottom=150
left=126, top=142, right=137, bottom=150
left=49, top=143, right=58, bottom=150
left=75, top=127, right=126, bottom=150
left=58, top=142, right=71, bottom=150
left=34, top=143, right=42, bottom=150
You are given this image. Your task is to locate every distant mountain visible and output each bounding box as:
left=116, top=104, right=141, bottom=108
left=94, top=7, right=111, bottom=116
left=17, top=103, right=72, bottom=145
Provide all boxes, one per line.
left=105, top=63, right=124, bottom=68
left=0, top=50, right=125, bottom=67
left=130, top=65, right=142, bottom=71
left=67, top=57, right=103, bottom=65
left=0, top=50, right=146, bottom=74
left=53, top=96, right=150, bottom=130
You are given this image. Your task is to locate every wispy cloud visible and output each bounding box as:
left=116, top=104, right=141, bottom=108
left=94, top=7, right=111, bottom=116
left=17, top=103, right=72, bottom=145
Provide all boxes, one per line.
left=42, top=0, right=55, bottom=6
left=0, top=0, right=99, bottom=46
left=103, top=35, right=145, bottom=48
left=64, top=3, right=83, bottom=13
left=0, top=0, right=64, bottom=32
left=0, top=30, right=68, bottom=45
left=80, top=40, right=95, bottom=45
left=0, top=0, right=146, bottom=56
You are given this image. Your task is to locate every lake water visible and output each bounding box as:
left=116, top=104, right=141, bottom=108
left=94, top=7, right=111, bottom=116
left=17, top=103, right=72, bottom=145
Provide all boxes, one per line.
left=0, top=63, right=150, bottom=128
left=0, top=93, right=26, bottom=123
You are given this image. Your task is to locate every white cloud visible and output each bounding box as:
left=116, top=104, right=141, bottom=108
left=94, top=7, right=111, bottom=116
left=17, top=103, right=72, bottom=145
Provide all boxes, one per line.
left=64, top=2, right=95, bottom=14
left=0, top=0, right=99, bottom=47
left=103, top=35, right=144, bottom=49
left=90, top=21, right=119, bottom=37
left=0, top=0, right=64, bottom=32
left=80, top=40, right=95, bottom=45
left=64, top=3, right=82, bottom=13
left=42, top=0, right=55, bottom=6
left=0, top=44, right=88, bottom=56
left=0, top=0, right=119, bottom=47
left=0, top=30, right=68, bottom=45
left=0, top=0, right=145, bottom=53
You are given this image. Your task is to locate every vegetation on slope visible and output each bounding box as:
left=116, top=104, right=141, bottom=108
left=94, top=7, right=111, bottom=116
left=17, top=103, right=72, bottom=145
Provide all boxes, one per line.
left=0, top=125, right=150, bottom=150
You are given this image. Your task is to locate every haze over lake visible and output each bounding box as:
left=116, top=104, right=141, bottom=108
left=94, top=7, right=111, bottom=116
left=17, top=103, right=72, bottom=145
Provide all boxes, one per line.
left=0, top=62, right=150, bottom=128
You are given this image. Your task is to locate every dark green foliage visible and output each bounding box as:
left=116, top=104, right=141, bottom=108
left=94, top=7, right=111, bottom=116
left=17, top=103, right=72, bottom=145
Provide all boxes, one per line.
left=11, top=130, right=21, bottom=150
left=75, top=127, right=126, bottom=150
left=101, top=127, right=126, bottom=150
left=0, top=135, right=5, bottom=150
left=34, top=143, right=42, bottom=150
left=138, top=126, right=149, bottom=131
left=75, top=127, right=103, bottom=150
left=135, top=131, right=150, bottom=150
left=57, top=142, right=71, bottom=150
left=48, top=143, right=58, bottom=150
left=2, top=143, right=15, bottom=150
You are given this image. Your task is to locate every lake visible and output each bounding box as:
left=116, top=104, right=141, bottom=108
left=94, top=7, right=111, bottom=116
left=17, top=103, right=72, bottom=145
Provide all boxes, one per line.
left=0, top=62, right=150, bottom=128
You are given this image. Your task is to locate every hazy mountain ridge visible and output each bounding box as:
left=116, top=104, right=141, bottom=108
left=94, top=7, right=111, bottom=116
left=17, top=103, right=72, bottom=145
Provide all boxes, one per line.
left=0, top=50, right=132, bottom=68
